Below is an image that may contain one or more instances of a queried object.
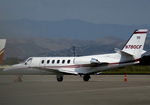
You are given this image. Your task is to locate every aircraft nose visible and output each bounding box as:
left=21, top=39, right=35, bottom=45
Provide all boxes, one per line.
left=2, top=63, right=28, bottom=75
left=3, top=63, right=26, bottom=71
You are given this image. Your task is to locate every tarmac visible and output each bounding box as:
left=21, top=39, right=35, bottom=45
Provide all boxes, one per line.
left=0, top=75, right=150, bottom=105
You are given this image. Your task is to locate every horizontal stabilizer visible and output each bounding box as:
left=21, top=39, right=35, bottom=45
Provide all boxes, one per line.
left=115, top=48, right=134, bottom=57
left=141, top=50, right=146, bottom=55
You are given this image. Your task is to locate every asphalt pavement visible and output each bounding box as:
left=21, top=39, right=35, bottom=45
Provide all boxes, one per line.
left=0, top=75, right=150, bottom=105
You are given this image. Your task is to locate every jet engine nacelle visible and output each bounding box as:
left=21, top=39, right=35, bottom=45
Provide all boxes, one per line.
left=74, top=57, right=100, bottom=65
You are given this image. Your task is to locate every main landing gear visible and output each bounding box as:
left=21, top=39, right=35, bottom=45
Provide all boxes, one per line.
left=56, top=75, right=63, bottom=82
left=83, top=75, right=91, bottom=82
left=56, top=75, right=91, bottom=82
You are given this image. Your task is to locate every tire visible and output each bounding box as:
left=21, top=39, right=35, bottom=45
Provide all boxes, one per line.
left=56, top=75, right=63, bottom=82
left=83, top=75, right=90, bottom=81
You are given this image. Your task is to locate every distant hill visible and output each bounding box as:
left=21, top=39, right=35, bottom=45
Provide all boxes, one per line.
left=0, top=19, right=150, bottom=40
left=4, top=37, right=150, bottom=59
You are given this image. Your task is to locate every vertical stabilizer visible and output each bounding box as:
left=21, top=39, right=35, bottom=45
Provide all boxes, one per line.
left=122, top=29, right=148, bottom=58
left=0, top=39, right=6, bottom=64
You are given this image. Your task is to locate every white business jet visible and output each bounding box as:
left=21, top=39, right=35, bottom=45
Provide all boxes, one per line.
left=3, top=29, right=148, bottom=82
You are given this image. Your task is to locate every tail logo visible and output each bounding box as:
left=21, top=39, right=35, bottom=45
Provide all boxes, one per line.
left=125, top=45, right=142, bottom=49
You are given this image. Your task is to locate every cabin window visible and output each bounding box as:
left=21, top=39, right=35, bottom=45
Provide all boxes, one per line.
left=67, top=60, right=71, bottom=64
left=47, top=60, right=50, bottom=64
left=52, top=60, right=55, bottom=64
left=41, top=60, right=44, bottom=64
left=57, top=60, right=60, bottom=64
left=62, top=60, right=65, bottom=64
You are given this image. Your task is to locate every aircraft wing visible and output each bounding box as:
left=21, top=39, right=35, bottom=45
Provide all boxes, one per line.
left=33, top=67, right=68, bottom=74
left=34, top=67, right=76, bottom=75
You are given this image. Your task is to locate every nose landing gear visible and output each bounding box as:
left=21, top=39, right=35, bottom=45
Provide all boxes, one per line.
left=56, top=75, right=63, bottom=82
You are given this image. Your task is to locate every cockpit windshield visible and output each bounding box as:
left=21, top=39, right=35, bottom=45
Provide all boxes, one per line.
left=25, top=57, right=33, bottom=65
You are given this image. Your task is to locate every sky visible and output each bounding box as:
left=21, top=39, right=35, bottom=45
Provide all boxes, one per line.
left=0, top=0, right=150, bottom=25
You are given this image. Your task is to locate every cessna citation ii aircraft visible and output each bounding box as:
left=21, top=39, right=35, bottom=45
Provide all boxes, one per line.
left=3, top=29, right=148, bottom=82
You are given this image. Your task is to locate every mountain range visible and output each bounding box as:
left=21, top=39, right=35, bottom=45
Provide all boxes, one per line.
left=0, top=19, right=149, bottom=59
left=4, top=36, right=150, bottom=59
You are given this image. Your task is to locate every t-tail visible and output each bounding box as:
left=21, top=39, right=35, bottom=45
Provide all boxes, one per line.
left=0, top=39, right=6, bottom=64
left=121, top=29, right=148, bottom=58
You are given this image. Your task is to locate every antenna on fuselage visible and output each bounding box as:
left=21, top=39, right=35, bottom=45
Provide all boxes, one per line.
left=72, top=46, right=76, bottom=57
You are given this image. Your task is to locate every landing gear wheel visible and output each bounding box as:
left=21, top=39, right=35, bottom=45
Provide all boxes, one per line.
left=56, top=75, right=63, bottom=82
left=83, top=75, right=91, bottom=81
